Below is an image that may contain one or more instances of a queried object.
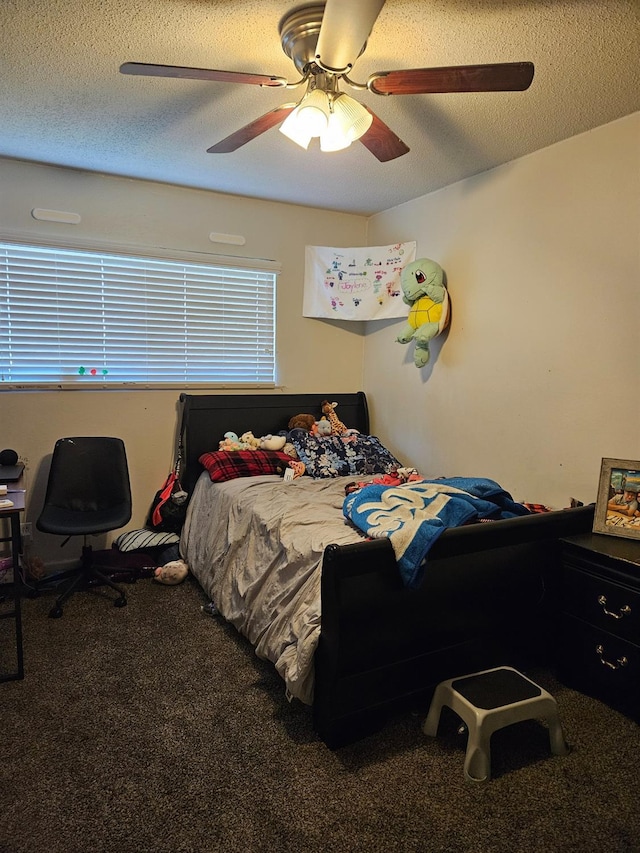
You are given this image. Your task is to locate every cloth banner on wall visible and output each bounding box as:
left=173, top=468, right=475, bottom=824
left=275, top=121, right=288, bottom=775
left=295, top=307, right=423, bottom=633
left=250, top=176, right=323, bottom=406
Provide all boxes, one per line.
left=303, top=241, right=416, bottom=320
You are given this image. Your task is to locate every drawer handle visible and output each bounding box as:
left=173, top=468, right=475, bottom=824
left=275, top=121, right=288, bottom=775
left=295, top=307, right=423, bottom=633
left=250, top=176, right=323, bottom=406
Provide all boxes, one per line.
left=595, top=644, right=628, bottom=670
left=597, top=595, right=631, bottom=620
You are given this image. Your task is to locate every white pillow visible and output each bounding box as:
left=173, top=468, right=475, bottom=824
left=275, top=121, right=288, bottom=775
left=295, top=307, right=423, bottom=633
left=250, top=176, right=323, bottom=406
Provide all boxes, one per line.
left=114, top=528, right=180, bottom=552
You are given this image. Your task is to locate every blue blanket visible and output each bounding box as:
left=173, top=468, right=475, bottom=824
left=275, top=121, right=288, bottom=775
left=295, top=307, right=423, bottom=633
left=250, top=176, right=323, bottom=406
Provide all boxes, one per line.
left=343, top=477, right=530, bottom=588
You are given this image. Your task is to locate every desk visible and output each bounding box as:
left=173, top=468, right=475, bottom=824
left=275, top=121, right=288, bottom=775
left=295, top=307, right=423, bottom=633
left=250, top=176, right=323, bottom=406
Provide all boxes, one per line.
left=0, top=490, right=24, bottom=681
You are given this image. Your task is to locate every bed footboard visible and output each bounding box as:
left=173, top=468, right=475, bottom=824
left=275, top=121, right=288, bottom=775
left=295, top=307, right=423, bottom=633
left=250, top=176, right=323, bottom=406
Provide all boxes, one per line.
left=313, top=504, right=594, bottom=747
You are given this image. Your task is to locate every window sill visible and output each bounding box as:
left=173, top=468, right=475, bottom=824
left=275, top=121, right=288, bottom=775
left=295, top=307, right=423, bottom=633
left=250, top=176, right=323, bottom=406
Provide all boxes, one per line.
left=1, top=382, right=278, bottom=392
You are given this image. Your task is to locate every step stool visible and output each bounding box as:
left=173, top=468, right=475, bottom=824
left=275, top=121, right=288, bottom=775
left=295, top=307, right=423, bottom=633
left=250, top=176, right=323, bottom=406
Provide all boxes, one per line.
left=423, top=666, right=569, bottom=782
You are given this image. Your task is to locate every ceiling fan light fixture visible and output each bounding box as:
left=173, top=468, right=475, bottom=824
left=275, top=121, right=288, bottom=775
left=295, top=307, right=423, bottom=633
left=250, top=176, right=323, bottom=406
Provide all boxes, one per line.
left=279, top=109, right=313, bottom=149
left=279, top=87, right=332, bottom=148
left=294, top=88, right=330, bottom=136
left=319, top=111, right=353, bottom=152
left=332, top=93, right=373, bottom=142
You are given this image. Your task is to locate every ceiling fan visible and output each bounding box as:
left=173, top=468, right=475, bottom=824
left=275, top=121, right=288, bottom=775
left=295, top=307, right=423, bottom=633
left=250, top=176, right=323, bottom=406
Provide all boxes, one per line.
left=120, top=0, right=534, bottom=162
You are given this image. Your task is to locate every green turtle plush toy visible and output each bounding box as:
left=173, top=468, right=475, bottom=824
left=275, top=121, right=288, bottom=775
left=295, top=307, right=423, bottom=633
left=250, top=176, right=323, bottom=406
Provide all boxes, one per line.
left=396, top=258, right=450, bottom=367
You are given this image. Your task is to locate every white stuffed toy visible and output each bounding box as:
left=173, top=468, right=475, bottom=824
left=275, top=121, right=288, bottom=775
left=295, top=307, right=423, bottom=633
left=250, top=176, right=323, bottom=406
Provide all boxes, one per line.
left=154, top=559, right=189, bottom=585
left=260, top=434, right=286, bottom=451
left=396, top=258, right=450, bottom=368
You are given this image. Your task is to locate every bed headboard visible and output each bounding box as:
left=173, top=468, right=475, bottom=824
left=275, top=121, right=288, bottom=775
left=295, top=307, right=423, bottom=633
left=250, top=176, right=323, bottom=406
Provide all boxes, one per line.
left=179, top=392, right=370, bottom=495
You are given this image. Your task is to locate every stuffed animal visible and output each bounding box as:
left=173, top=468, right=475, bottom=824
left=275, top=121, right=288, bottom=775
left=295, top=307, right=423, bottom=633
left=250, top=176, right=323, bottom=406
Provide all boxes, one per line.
left=219, top=431, right=247, bottom=451
left=321, top=400, right=348, bottom=435
left=260, top=434, right=286, bottom=451
left=240, top=431, right=261, bottom=449
left=154, top=559, right=189, bottom=585
left=396, top=467, right=422, bottom=483
left=313, top=417, right=333, bottom=437
left=286, top=460, right=306, bottom=478
left=396, top=258, right=450, bottom=368
left=282, top=442, right=299, bottom=459
left=288, top=413, right=316, bottom=432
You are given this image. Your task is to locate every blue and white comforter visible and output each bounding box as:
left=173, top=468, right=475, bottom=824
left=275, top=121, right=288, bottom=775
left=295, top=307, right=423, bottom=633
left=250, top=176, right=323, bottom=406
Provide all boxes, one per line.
left=343, top=477, right=530, bottom=587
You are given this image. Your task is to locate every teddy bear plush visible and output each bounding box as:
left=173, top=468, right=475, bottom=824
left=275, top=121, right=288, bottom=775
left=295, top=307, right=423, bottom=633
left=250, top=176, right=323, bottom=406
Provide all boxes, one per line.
left=153, top=559, right=189, bottom=585
left=288, top=413, right=316, bottom=431
left=396, top=258, right=450, bottom=368
left=240, top=431, right=261, bottom=449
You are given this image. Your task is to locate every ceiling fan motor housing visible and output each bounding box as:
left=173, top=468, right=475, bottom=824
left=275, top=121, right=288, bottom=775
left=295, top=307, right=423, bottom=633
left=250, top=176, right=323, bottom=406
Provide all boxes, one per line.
left=279, top=5, right=325, bottom=73
left=279, top=4, right=367, bottom=75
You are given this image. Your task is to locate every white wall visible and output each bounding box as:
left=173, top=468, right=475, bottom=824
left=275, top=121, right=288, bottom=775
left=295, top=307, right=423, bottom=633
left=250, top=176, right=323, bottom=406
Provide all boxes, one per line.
left=364, top=113, right=639, bottom=508
left=0, top=159, right=367, bottom=564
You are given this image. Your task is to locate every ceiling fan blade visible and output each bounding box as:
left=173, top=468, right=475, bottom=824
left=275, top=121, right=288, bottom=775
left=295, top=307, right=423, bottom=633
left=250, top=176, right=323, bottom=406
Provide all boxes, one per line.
left=120, top=62, right=288, bottom=88
left=315, top=0, right=386, bottom=74
left=207, top=104, right=296, bottom=153
left=359, top=108, right=409, bottom=162
left=368, top=62, right=535, bottom=95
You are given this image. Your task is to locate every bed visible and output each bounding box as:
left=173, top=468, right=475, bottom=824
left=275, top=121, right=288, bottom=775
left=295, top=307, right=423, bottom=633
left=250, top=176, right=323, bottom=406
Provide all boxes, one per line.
left=179, top=391, right=594, bottom=747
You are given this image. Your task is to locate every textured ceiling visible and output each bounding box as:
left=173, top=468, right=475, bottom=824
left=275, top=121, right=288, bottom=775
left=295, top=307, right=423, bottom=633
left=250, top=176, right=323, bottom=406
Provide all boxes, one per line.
left=1, top=0, right=638, bottom=215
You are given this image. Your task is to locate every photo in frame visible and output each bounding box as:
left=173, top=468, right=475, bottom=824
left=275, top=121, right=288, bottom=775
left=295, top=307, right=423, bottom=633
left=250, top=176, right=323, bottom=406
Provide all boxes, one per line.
left=593, top=457, right=640, bottom=540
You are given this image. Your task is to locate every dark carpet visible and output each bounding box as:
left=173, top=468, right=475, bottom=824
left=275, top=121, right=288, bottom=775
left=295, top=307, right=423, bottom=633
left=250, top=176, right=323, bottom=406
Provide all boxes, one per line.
left=2, top=575, right=639, bottom=853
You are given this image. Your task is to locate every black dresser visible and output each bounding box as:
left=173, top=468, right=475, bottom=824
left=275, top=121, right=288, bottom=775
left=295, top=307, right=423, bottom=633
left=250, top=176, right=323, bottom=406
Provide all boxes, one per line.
left=556, top=532, right=640, bottom=721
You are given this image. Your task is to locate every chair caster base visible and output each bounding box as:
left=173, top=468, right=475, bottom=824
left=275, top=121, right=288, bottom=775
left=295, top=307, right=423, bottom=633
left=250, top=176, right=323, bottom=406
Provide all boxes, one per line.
left=114, top=597, right=127, bottom=608
left=48, top=606, right=63, bottom=619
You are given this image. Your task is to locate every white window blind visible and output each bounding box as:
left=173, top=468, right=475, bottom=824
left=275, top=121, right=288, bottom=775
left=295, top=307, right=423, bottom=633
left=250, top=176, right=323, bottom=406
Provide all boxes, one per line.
left=0, top=241, right=276, bottom=386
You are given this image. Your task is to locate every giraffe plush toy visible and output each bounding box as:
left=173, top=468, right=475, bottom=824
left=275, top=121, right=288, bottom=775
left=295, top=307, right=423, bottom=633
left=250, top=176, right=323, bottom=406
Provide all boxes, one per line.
left=321, top=400, right=348, bottom=435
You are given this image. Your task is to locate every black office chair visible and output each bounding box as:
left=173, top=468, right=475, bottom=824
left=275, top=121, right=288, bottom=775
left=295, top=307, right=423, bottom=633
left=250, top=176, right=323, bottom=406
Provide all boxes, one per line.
left=36, top=437, right=132, bottom=619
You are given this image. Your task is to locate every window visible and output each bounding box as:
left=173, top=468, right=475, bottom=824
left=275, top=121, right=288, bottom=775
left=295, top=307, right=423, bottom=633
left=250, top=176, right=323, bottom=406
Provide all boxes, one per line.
left=0, top=240, right=277, bottom=387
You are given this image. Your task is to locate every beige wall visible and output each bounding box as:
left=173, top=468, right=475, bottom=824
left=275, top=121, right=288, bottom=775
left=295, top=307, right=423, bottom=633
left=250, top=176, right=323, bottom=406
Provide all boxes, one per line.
left=0, top=159, right=367, bottom=565
left=2, top=113, right=639, bottom=567
left=364, top=113, right=640, bottom=508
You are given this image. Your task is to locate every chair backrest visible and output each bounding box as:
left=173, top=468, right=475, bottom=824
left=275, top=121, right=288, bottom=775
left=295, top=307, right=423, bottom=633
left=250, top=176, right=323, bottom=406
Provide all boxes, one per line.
left=37, top=437, right=132, bottom=535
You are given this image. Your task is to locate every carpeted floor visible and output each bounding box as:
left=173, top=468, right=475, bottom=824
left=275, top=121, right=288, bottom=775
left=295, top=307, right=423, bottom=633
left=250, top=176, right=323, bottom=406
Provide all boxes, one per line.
left=1, top=575, right=639, bottom=853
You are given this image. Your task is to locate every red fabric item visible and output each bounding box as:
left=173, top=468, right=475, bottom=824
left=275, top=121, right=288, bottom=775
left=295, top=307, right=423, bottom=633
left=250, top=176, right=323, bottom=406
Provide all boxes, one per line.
left=152, top=471, right=178, bottom=527
left=199, top=450, right=293, bottom=482
left=522, top=502, right=552, bottom=513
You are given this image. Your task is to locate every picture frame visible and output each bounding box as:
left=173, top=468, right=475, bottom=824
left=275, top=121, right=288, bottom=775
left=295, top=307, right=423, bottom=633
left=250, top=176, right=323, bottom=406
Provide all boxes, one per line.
left=593, top=457, right=640, bottom=540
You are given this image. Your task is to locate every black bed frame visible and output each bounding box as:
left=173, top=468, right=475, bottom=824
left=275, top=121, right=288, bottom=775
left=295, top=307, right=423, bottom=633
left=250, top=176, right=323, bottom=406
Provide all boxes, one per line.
left=180, top=391, right=594, bottom=748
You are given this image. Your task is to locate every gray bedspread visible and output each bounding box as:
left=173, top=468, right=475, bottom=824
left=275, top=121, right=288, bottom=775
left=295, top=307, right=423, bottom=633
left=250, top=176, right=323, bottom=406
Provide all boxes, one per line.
left=180, top=472, right=368, bottom=704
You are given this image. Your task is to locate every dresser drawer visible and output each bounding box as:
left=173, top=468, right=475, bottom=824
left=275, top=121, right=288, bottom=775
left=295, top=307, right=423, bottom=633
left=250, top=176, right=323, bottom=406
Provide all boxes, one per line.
left=560, top=564, right=640, bottom=643
left=557, top=614, right=640, bottom=719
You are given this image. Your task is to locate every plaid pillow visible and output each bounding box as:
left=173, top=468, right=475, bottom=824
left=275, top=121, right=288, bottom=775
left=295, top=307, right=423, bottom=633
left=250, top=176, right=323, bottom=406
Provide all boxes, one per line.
left=199, top=450, right=292, bottom=482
